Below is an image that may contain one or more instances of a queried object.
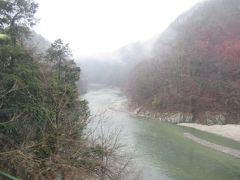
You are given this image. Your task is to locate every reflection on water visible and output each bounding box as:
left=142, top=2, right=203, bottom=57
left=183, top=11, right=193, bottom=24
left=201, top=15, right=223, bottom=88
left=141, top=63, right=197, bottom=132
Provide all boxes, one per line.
left=83, top=87, right=240, bottom=180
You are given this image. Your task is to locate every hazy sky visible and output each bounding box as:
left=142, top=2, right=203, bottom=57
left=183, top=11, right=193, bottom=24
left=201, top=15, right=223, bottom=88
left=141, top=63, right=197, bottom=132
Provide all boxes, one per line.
left=34, top=0, right=202, bottom=58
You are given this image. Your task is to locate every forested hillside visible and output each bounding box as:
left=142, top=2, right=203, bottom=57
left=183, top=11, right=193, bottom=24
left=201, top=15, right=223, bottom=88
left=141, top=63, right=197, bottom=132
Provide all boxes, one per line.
left=126, top=0, right=240, bottom=124
left=0, top=0, right=132, bottom=179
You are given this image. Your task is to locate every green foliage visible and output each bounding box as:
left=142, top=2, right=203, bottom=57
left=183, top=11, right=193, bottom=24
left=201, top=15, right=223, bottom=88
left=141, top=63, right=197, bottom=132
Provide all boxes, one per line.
left=0, top=37, right=90, bottom=178
left=45, top=39, right=73, bottom=81
left=91, top=144, right=105, bottom=157
left=0, top=34, right=9, bottom=42
left=0, top=170, right=19, bottom=180
left=0, top=45, right=51, bottom=142
left=0, top=2, right=90, bottom=177
left=46, top=39, right=72, bottom=62
left=0, top=0, right=38, bottom=44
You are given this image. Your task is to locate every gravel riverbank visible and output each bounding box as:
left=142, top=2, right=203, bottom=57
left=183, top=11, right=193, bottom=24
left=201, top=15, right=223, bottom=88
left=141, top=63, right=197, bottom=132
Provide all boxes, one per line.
left=179, top=123, right=240, bottom=142
left=184, top=133, right=240, bottom=158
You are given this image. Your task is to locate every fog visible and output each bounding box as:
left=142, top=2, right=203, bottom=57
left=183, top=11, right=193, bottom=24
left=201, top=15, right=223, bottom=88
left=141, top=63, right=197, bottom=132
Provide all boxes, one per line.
left=34, top=0, right=202, bottom=58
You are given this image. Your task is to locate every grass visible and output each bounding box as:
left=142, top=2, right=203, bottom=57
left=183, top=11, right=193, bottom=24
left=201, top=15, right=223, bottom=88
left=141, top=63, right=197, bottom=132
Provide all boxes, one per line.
left=0, top=171, right=20, bottom=180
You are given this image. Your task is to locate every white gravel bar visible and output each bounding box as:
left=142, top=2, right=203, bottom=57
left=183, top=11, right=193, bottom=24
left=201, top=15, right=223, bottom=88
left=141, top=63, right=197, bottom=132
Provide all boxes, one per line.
left=179, top=123, right=240, bottom=142
left=184, top=133, right=240, bottom=159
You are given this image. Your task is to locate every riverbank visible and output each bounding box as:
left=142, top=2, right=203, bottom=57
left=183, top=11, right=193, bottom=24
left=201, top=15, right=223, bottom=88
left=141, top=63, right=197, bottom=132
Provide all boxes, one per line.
left=179, top=123, right=240, bottom=142
left=130, top=106, right=192, bottom=123
left=184, top=133, right=240, bottom=158
left=130, top=105, right=228, bottom=124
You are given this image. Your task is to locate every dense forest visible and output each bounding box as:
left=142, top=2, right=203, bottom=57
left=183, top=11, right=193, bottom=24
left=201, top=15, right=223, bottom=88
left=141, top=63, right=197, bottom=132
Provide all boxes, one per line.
left=126, top=0, right=240, bottom=124
left=0, top=0, right=133, bottom=179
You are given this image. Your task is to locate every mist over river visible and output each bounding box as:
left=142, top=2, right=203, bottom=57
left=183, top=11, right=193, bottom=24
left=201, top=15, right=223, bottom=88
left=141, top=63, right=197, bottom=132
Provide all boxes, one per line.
left=83, top=85, right=240, bottom=180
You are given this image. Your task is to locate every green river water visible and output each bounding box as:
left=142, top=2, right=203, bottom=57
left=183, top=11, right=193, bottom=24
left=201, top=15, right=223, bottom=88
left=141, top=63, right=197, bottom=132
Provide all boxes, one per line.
left=83, top=86, right=240, bottom=180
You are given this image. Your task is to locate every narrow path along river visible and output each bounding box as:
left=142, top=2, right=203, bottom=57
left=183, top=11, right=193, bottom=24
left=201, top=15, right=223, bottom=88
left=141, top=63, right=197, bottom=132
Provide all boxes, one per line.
left=83, top=86, right=240, bottom=180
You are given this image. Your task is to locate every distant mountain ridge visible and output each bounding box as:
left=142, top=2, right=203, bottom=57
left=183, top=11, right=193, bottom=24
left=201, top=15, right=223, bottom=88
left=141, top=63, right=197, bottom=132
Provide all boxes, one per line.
left=78, top=39, right=156, bottom=86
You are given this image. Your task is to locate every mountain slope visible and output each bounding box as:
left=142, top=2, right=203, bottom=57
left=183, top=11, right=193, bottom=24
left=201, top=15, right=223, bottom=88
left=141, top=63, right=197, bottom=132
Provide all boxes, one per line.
left=126, top=0, right=240, bottom=124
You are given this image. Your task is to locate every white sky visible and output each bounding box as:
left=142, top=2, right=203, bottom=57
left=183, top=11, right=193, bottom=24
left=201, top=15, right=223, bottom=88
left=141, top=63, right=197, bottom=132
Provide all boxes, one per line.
left=34, top=0, right=202, bottom=58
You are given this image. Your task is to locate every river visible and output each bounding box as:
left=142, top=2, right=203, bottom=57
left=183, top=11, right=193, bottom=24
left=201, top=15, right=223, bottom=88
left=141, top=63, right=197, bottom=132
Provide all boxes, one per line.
left=83, top=86, right=240, bottom=180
